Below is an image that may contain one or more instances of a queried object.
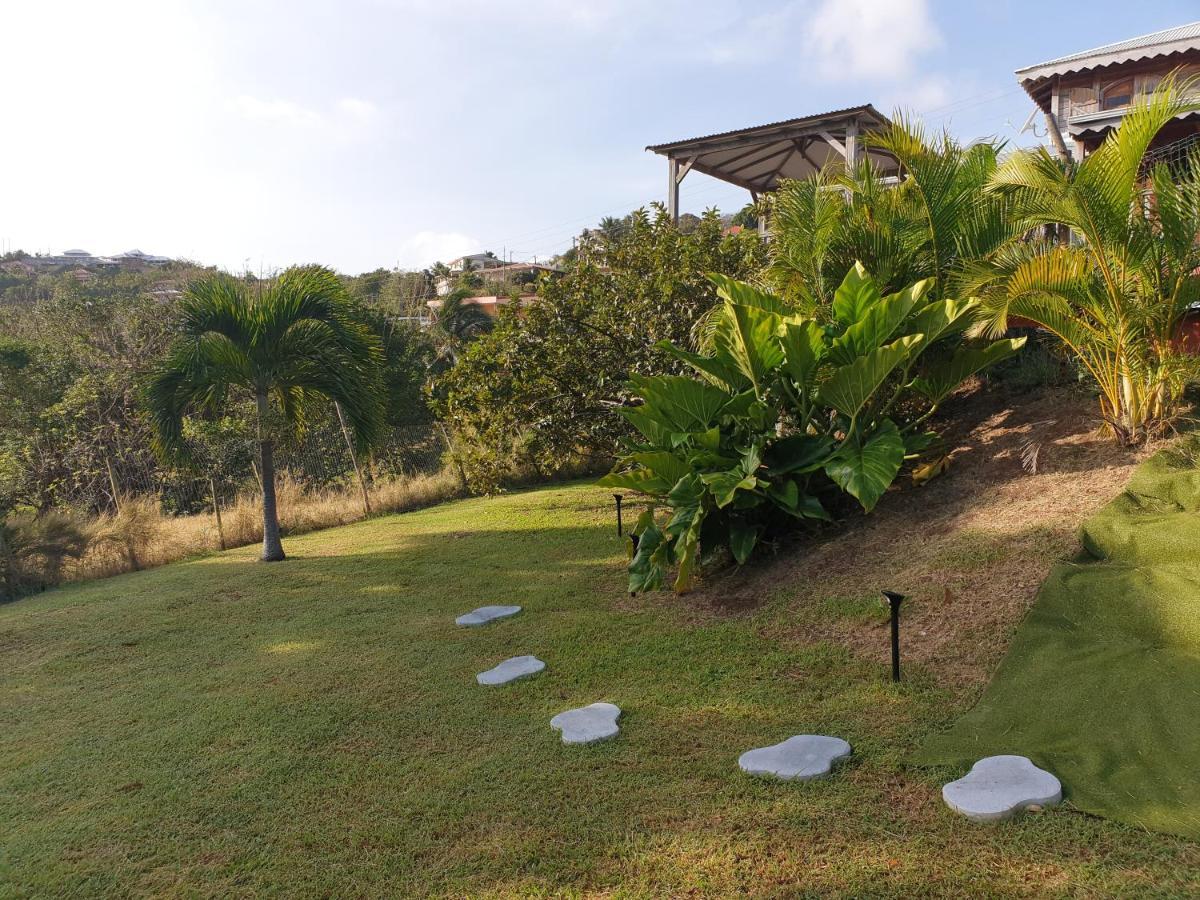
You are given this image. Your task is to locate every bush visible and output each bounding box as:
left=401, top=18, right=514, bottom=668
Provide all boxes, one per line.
left=599, top=264, right=1023, bottom=593
left=0, top=511, right=88, bottom=600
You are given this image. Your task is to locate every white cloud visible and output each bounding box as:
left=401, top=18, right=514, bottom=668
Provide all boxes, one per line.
left=395, top=231, right=479, bottom=268
left=337, top=97, right=378, bottom=120
left=233, top=95, right=323, bottom=126
left=805, top=0, right=942, bottom=80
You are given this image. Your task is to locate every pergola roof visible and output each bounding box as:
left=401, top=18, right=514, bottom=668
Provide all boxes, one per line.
left=646, top=104, right=897, bottom=194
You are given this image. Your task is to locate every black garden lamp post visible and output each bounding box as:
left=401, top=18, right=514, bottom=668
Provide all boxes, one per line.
left=613, top=494, right=624, bottom=537
left=882, top=590, right=906, bottom=683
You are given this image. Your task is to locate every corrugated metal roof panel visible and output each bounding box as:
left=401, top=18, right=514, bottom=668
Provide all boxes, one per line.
left=1016, top=21, right=1200, bottom=84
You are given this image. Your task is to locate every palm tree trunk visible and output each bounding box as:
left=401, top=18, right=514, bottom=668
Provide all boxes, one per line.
left=256, top=391, right=286, bottom=562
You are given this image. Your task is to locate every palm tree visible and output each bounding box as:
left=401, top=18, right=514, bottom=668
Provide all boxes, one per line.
left=147, top=266, right=384, bottom=561
left=970, top=76, right=1200, bottom=443
left=430, top=287, right=494, bottom=366
left=765, top=115, right=1019, bottom=310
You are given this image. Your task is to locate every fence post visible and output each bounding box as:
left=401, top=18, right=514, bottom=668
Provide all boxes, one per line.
left=335, top=401, right=372, bottom=517
left=104, top=453, right=122, bottom=514
left=209, top=476, right=227, bottom=551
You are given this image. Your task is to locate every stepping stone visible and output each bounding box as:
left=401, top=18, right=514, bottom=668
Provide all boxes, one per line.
left=942, top=755, right=1062, bottom=823
left=476, top=655, right=545, bottom=686
left=455, top=605, right=521, bottom=627
left=738, top=735, right=852, bottom=781
left=550, top=702, right=621, bottom=745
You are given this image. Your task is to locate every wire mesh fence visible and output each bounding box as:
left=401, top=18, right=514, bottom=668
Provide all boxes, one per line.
left=53, top=418, right=447, bottom=519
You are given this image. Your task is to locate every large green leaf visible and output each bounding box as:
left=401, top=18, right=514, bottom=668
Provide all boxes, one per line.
left=832, top=262, right=881, bottom=326
left=728, top=518, right=759, bottom=565
left=711, top=303, right=785, bottom=393
left=708, top=273, right=791, bottom=313
left=824, top=419, right=905, bottom=512
left=901, top=296, right=976, bottom=356
left=763, top=433, right=834, bottom=475
left=597, top=467, right=673, bottom=496
left=911, top=338, right=1026, bottom=405
left=817, top=334, right=922, bottom=419
left=625, top=374, right=733, bottom=434
left=780, top=319, right=827, bottom=388
left=628, top=513, right=668, bottom=593
left=827, top=279, right=929, bottom=365
left=656, top=339, right=750, bottom=392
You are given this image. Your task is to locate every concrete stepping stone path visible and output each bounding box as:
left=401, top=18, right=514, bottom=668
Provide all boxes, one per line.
left=476, top=655, right=546, bottom=686
left=738, top=735, right=852, bottom=781
left=942, top=755, right=1062, bottom=823
left=455, top=605, right=522, bottom=627
left=550, top=702, right=621, bottom=745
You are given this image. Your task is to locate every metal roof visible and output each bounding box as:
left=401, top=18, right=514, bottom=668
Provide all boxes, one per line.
left=646, top=105, right=897, bottom=193
left=1016, top=22, right=1200, bottom=86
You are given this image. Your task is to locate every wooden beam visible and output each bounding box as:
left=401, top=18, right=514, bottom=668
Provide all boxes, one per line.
left=675, top=156, right=696, bottom=183
left=845, top=118, right=859, bottom=169
left=667, top=158, right=680, bottom=223
left=818, top=130, right=847, bottom=159
left=796, top=138, right=823, bottom=172
left=724, top=143, right=793, bottom=178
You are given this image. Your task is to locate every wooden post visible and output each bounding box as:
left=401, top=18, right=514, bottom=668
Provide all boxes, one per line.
left=667, top=157, right=680, bottom=223
left=335, top=401, right=372, bottom=517
left=845, top=118, right=860, bottom=170
left=209, top=476, right=227, bottom=551
left=104, top=453, right=122, bottom=514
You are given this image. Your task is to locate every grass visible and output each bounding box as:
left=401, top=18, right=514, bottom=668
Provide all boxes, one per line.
left=2, top=481, right=1199, bottom=897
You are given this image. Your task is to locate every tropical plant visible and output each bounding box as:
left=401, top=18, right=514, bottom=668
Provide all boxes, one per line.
left=966, top=75, right=1200, bottom=444
left=430, top=287, right=494, bottom=366
left=600, top=264, right=1023, bottom=593
left=147, top=266, right=385, bottom=561
left=766, top=117, right=1019, bottom=309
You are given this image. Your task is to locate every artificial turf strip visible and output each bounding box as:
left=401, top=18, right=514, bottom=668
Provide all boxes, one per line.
left=917, top=440, right=1200, bottom=838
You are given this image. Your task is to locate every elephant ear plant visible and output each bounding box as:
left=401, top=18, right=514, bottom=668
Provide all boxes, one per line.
left=599, top=263, right=1023, bottom=593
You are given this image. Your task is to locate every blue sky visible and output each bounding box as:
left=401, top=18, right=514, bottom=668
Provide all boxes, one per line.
left=2, top=1, right=1196, bottom=274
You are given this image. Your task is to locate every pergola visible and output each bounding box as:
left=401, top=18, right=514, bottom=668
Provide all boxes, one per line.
left=646, top=104, right=898, bottom=222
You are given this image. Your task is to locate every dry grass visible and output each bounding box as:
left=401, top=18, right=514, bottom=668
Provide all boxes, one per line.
left=70, top=468, right=465, bottom=584
left=693, top=383, right=1159, bottom=693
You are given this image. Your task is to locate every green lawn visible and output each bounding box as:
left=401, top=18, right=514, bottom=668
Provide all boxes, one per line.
left=2, top=483, right=1197, bottom=897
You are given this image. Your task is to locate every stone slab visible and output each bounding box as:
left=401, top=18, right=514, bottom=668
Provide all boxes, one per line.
left=476, top=655, right=546, bottom=686
left=550, top=702, right=621, bottom=745
left=738, top=734, right=852, bottom=781
left=942, top=755, right=1062, bottom=823
left=455, top=605, right=522, bottom=627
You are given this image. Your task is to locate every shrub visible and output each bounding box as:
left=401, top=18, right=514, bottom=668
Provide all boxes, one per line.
left=0, top=511, right=88, bottom=600
left=599, top=264, right=1024, bottom=593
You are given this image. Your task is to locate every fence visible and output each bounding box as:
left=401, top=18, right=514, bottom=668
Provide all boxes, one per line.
left=54, top=416, right=447, bottom=520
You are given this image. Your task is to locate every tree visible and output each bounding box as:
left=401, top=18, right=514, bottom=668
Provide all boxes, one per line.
left=970, top=76, right=1200, bottom=443
left=430, top=288, right=495, bottom=366
left=435, top=206, right=766, bottom=491
left=147, top=266, right=385, bottom=561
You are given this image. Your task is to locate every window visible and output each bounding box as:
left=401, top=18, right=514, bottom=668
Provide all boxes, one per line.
left=1100, top=77, right=1134, bottom=111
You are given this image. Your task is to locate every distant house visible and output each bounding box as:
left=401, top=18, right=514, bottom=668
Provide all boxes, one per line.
left=25, top=248, right=172, bottom=271
left=446, top=253, right=506, bottom=275
left=1016, top=22, right=1200, bottom=162
left=426, top=293, right=537, bottom=322
left=434, top=261, right=560, bottom=296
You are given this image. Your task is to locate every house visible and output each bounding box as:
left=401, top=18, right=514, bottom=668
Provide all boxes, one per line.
left=446, top=253, right=507, bottom=275
left=1016, top=22, right=1200, bottom=162
left=426, top=293, right=537, bottom=322
left=434, top=262, right=560, bottom=296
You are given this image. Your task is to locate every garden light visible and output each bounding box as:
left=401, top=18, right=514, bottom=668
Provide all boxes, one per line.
left=882, top=590, right=906, bottom=683
left=614, top=493, right=624, bottom=536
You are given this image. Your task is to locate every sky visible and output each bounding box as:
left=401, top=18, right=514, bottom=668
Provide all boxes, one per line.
left=2, top=0, right=1196, bottom=274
